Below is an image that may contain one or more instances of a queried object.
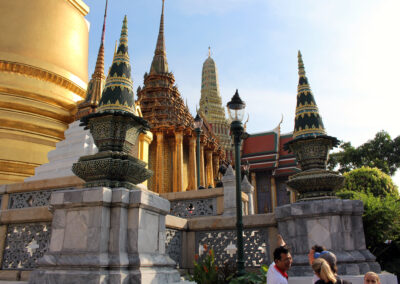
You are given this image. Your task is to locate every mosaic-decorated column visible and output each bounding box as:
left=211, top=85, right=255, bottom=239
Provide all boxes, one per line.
left=155, top=132, right=164, bottom=193
left=188, top=136, right=197, bottom=190
left=173, top=132, right=184, bottom=192
left=200, top=144, right=205, bottom=187
left=206, top=150, right=214, bottom=187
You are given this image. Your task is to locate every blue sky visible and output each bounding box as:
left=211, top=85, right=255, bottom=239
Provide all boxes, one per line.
left=83, top=0, right=400, bottom=184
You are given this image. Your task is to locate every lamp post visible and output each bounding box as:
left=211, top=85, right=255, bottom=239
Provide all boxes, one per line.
left=227, top=89, right=246, bottom=276
left=194, top=113, right=203, bottom=189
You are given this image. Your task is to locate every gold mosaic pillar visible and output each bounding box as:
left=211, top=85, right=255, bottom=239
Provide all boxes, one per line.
left=138, top=131, right=153, bottom=187
left=188, top=136, right=197, bottom=190
left=206, top=150, right=214, bottom=187
left=173, top=132, right=184, bottom=192
left=155, top=132, right=164, bottom=193
left=200, top=144, right=205, bottom=187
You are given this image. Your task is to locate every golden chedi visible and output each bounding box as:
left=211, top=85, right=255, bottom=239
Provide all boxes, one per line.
left=0, top=0, right=89, bottom=184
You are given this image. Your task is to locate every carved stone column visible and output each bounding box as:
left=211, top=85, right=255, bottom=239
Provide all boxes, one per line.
left=205, top=150, right=214, bottom=187
left=173, top=132, right=184, bottom=192
left=200, top=144, right=205, bottom=187
left=188, top=136, right=197, bottom=190
left=155, top=132, right=164, bottom=193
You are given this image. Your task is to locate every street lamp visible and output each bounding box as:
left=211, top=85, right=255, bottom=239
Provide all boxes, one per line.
left=227, top=89, right=246, bottom=276
left=194, top=113, right=203, bottom=189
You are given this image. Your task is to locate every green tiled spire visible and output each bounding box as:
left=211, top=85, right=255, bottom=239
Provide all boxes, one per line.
left=97, top=16, right=135, bottom=114
left=293, top=51, right=326, bottom=139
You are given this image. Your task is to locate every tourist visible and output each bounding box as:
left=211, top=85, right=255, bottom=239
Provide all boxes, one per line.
left=266, top=246, right=293, bottom=284
left=312, top=258, right=351, bottom=284
left=364, top=272, right=380, bottom=284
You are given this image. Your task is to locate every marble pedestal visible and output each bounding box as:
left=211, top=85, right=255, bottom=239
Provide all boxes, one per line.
left=275, top=199, right=381, bottom=276
left=29, top=187, right=181, bottom=284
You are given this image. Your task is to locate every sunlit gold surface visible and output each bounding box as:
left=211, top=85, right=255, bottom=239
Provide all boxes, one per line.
left=0, top=0, right=89, bottom=184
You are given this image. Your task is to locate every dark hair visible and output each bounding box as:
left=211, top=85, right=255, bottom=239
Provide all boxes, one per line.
left=312, top=245, right=326, bottom=253
left=273, top=246, right=289, bottom=261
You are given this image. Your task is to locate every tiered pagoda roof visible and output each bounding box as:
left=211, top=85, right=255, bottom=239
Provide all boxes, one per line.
left=137, top=0, right=194, bottom=132
left=241, top=123, right=300, bottom=176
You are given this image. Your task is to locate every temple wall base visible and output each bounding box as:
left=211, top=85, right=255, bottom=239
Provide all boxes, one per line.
left=29, top=187, right=182, bottom=284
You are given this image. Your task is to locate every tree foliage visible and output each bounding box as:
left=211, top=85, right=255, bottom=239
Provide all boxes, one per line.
left=336, top=167, right=400, bottom=277
left=342, top=167, right=398, bottom=197
left=328, top=130, right=400, bottom=176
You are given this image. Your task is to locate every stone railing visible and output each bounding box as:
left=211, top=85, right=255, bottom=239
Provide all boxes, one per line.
left=0, top=176, right=257, bottom=281
left=161, top=187, right=249, bottom=218
left=165, top=213, right=278, bottom=270
left=0, top=176, right=83, bottom=281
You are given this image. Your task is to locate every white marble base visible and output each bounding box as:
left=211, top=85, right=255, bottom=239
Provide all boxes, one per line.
left=25, top=121, right=97, bottom=182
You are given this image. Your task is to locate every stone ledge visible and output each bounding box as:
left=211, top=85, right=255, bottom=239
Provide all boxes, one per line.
left=161, top=187, right=224, bottom=201
left=129, top=190, right=170, bottom=214
left=0, top=207, right=52, bottom=224
left=1, top=176, right=84, bottom=194
left=275, top=199, right=364, bottom=220
left=166, top=215, right=188, bottom=230
left=188, top=213, right=276, bottom=231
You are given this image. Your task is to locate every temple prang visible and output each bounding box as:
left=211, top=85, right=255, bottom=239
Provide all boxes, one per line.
left=137, top=0, right=224, bottom=193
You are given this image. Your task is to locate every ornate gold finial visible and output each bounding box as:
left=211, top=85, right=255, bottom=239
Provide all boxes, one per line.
left=208, top=46, right=211, bottom=57
left=298, top=50, right=306, bottom=77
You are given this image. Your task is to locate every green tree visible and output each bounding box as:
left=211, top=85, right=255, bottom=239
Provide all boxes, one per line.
left=336, top=168, right=400, bottom=277
left=328, top=130, right=400, bottom=176
left=343, top=167, right=398, bottom=197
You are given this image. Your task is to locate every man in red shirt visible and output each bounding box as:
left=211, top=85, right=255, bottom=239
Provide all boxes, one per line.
left=267, top=246, right=293, bottom=284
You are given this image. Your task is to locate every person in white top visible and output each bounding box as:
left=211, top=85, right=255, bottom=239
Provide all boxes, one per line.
left=266, top=246, right=293, bottom=284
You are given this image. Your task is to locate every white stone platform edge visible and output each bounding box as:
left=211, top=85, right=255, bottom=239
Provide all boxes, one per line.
left=289, top=272, right=397, bottom=284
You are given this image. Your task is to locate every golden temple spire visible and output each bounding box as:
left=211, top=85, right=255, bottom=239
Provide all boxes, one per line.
left=150, top=0, right=169, bottom=74
left=76, top=0, right=108, bottom=119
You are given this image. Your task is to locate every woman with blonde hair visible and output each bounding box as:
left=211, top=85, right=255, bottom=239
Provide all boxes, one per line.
left=312, top=258, right=351, bottom=284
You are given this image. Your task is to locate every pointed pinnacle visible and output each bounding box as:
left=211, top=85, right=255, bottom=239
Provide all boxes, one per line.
left=120, top=15, right=128, bottom=46
left=155, top=0, right=166, bottom=55
left=298, top=50, right=306, bottom=77
left=101, top=0, right=108, bottom=45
